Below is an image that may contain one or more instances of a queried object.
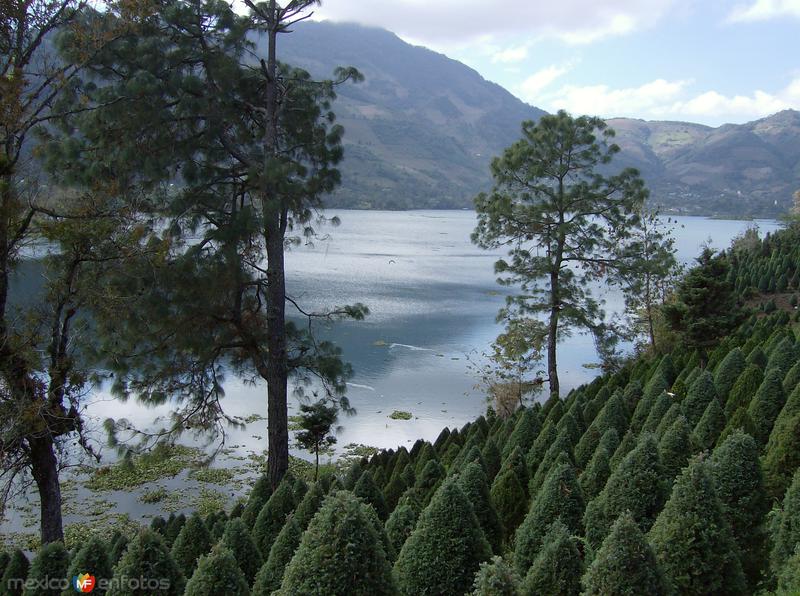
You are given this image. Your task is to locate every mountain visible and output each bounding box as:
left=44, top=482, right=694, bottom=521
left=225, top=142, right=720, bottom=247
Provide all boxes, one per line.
left=278, top=22, right=799, bottom=217
left=608, top=110, right=800, bottom=217
left=277, top=22, right=546, bottom=209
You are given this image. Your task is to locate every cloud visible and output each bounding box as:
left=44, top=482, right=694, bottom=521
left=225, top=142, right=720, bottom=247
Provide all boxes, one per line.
left=542, top=79, right=690, bottom=118
left=517, top=65, right=573, bottom=101
left=536, top=76, right=800, bottom=124
left=313, top=0, right=677, bottom=46
left=727, top=0, right=800, bottom=22
left=491, top=44, right=530, bottom=64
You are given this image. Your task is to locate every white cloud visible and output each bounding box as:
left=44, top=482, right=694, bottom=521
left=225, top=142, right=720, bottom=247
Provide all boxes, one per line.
left=313, top=0, right=678, bottom=47
left=517, top=65, right=572, bottom=102
left=535, top=76, right=800, bottom=124
left=491, top=44, right=530, bottom=64
left=727, top=0, right=800, bottom=22
left=543, top=79, right=690, bottom=118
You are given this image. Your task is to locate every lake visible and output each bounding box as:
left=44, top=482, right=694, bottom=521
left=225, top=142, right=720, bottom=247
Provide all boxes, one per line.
left=83, top=210, right=781, bottom=456
left=0, top=210, right=782, bottom=538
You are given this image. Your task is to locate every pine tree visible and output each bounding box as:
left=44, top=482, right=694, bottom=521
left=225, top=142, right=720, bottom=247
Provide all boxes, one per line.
left=384, top=502, right=418, bottom=560
left=278, top=491, right=397, bottom=595
left=714, top=347, right=746, bottom=402
left=682, top=371, right=718, bottom=428
left=343, top=460, right=364, bottom=490
left=514, top=463, right=584, bottom=575
left=579, top=429, right=618, bottom=499
left=725, top=363, right=764, bottom=417
left=413, top=443, right=437, bottom=476
left=653, top=402, right=681, bottom=439
left=581, top=512, right=669, bottom=596
left=109, top=534, right=130, bottom=566
left=771, top=470, right=800, bottom=577
left=184, top=547, right=249, bottom=596
left=776, top=548, right=800, bottom=596
left=170, top=513, right=213, bottom=577
left=292, top=481, right=325, bottom=531
left=502, top=408, right=541, bottom=459
left=520, top=521, right=584, bottom=596
left=608, top=430, right=637, bottom=471
left=766, top=337, right=797, bottom=377
left=640, top=391, right=672, bottom=435
left=489, top=467, right=528, bottom=543
left=691, top=397, right=726, bottom=452
left=481, top=436, right=502, bottom=481
left=220, top=518, right=262, bottom=586
left=62, top=536, right=112, bottom=596
left=471, top=556, right=521, bottom=596
left=574, top=391, right=628, bottom=468
left=413, top=459, right=445, bottom=506
left=354, top=469, right=389, bottom=520
left=783, top=361, right=800, bottom=394
left=2, top=549, right=29, bottom=596
left=648, top=458, right=746, bottom=596
left=746, top=345, right=767, bottom=368
left=109, top=529, right=185, bottom=596
left=658, top=414, right=692, bottom=481
left=748, top=368, right=787, bottom=445
left=394, top=477, right=491, bottom=596
left=458, top=461, right=505, bottom=554
left=241, top=474, right=272, bottom=528
left=662, top=247, right=744, bottom=367
left=584, top=434, right=667, bottom=549
left=763, top=384, right=800, bottom=498
left=252, top=515, right=302, bottom=596
left=252, top=477, right=296, bottom=556
left=23, top=542, right=69, bottom=596
left=709, top=430, right=769, bottom=593
left=525, top=420, right=556, bottom=473
left=0, top=552, right=9, bottom=580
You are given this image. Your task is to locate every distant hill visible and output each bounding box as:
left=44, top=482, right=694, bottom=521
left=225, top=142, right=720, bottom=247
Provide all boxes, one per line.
left=609, top=110, right=800, bottom=217
left=276, top=22, right=799, bottom=217
left=275, top=22, right=546, bottom=209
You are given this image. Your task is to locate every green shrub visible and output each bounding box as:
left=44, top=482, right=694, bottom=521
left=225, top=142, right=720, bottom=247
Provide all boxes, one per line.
left=776, top=548, right=800, bottom=595
left=252, top=514, right=301, bottom=595
left=278, top=491, right=397, bottom=595
left=724, top=364, right=763, bottom=417
left=384, top=501, right=418, bottom=560
left=394, top=477, right=490, bottom=596
left=502, top=408, right=540, bottom=459
left=648, top=458, right=746, bottom=596
left=581, top=512, right=669, bottom=596
left=252, top=477, right=296, bottom=556
left=23, top=542, right=69, bottom=596
left=771, top=470, right=800, bottom=577
left=578, top=429, right=618, bottom=500
left=481, top=436, right=502, bottom=481
left=241, top=474, right=272, bottom=528
left=489, top=466, right=527, bottom=540
left=292, top=480, right=325, bottom=531
left=682, top=371, right=718, bottom=428
left=584, top=434, right=667, bottom=549
left=514, top=462, right=584, bottom=575
left=691, top=397, right=726, bottom=452
left=764, top=384, right=800, bottom=498
left=170, top=513, right=213, bottom=576
left=413, top=459, right=445, bottom=506
left=458, top=461, right=504, bottom=554
left=108, top=534, right=129, bottom=566
left=520, top=521, right=583, bottom=596
left=658, top=414, right=691, bottom=482
left=714, top=348, right=746, bottom=402
left=354, top=469, right=389, bottom=521
left=747, top=368, right=786, bottom=445
left=220, top=518, right=262, bottom=586
left=1, top=549, right=29, bottom=596
left=109, top=529, right=185, bottom=596
left=709, top=430, right=769, bottom=592
left=470, top=556, right=521, bottom=596
left=62, top=536, right=112, bottom=596
left=184, top=547, right=249, bottom=596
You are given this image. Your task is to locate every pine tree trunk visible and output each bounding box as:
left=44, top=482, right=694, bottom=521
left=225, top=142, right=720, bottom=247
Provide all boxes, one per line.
left=548, top=268, right=560, bottom=399
left=28, top=436, right=64, bottom=544
left=263, top=1, right=288, bottom=491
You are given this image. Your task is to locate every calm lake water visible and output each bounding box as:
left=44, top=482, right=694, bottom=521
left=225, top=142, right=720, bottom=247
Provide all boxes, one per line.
left=0, top=210, right=782, bottom=537
left=81, top=211, right=781, bottom=456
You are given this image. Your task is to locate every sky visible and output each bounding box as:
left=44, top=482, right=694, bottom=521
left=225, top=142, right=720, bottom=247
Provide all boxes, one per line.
left=311, top=0, right=800, bottom=126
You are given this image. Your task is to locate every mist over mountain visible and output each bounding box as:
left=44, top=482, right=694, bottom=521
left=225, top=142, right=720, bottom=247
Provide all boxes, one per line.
left=278, top=21, right=799, bottom=217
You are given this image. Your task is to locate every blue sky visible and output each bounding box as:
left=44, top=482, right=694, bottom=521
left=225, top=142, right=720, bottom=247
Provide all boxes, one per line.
left=313, top=0, right=800, bottom=126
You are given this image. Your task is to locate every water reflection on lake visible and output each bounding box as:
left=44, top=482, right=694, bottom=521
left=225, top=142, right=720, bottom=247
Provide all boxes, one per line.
left=81, top=211, right=781, bottom=458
